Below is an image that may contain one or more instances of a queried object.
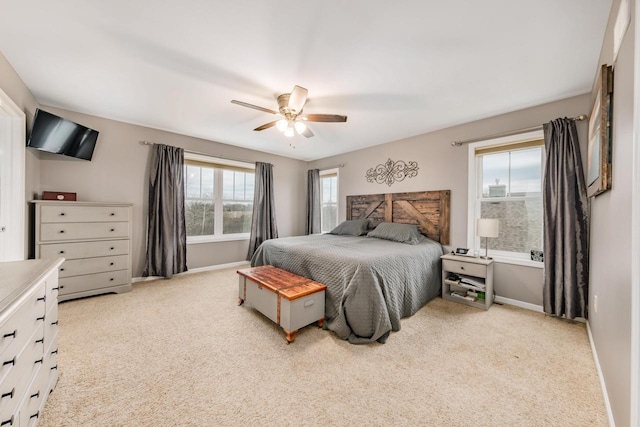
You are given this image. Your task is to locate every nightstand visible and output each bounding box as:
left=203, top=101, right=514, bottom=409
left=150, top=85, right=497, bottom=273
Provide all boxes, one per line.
left=441, top=253, right=494, bottom=310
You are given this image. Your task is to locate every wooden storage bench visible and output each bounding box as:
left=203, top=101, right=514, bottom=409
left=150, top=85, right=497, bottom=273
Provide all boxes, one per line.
left=237, top=265, right=326, bottom=343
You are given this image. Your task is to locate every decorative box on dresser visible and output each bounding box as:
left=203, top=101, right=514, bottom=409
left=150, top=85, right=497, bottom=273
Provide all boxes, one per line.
left=0, top=257, right=64, bottom=427
left=32, top=201, right=133, bottom=302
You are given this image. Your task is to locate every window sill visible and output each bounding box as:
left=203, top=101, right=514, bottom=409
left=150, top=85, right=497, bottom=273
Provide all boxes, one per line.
left=491, top=255, right=544, bottom=269
left=187, top=234, right=250, bottom=244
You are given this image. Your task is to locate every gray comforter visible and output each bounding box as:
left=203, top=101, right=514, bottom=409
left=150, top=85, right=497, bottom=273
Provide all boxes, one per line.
left=250, top=234, right=443, bottom=344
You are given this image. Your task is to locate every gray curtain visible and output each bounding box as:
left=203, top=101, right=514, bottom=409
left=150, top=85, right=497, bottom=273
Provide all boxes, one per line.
left=305, top=169, right=321, bottom=234
left=543, top=118, right=589, bottom=319
left=143, top=144, right=187, bottom=278
left=247, top=162, right=278, bottom=260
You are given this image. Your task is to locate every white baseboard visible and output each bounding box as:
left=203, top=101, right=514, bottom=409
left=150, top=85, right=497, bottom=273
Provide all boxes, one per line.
left=587, top=321, right=616, bottom=427
left=132, top=260, right=250, bottom=283
left=494, top=295, right=544, bottom=312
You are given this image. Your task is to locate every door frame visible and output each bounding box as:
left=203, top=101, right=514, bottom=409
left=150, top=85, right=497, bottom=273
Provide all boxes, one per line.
left=631, top=2, right=640, bottom=425
left=0, top=88, right=26, bottom=261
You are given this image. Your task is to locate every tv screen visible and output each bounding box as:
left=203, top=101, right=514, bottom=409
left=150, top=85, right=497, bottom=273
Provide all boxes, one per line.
left=27, top=109, right=99, bottom=161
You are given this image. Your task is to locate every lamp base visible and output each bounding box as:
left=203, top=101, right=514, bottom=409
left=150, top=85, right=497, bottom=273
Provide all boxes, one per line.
left=481, top=237, right=491, bottom=260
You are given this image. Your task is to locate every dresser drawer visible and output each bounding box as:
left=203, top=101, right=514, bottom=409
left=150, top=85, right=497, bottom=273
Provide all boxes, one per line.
left=0, top=284, right=46, bottom=364
left=40, top=221, right=130, bottom=242
left=59, top=255, right=129, bottom=278
left=44, top=305, right=58, bottom=353
left=40, top=205, right=130, bottom=223
left=22, top=344, right=57, bottom=427
left=59, top=269, right=130, bottom=295
left=442, top=259, right=487, bottom=278
left=43, top=269, right=59, bottom=317
left=39, top=239, right=129, bottom=260
left=0, top=324, right=45, bottom=423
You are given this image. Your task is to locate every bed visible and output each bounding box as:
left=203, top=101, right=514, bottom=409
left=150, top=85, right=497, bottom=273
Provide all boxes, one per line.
left=250, top=190, right=450, bottom=344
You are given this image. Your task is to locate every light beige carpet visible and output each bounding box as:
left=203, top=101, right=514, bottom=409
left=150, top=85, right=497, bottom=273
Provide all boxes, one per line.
left=40, top=267, right=607, bottom=426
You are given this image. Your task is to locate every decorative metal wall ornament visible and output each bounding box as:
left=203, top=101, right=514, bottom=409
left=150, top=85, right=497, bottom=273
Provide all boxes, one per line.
left=365, top=158, right=419, bottom=186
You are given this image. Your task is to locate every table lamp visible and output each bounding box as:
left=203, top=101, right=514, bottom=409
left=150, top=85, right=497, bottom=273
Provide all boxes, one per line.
left=477, top=218, right=499, bottom=259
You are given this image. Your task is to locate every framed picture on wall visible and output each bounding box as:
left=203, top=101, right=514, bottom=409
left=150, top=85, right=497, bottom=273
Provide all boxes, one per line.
left=587, top=64, right=614, bottom=198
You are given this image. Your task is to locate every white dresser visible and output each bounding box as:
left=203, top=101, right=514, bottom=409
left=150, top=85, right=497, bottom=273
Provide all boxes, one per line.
left=32, top=201, right=133, bottom=302
left=0, top=257, right=64, bottom=427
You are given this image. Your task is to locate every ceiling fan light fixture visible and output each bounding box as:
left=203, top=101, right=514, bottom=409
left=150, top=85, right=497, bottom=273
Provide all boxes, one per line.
left=276, top=119, right=288, bottom=132
left=284, top=126, right=294, bottom=137
left=294, top=121, right=307, bottom=134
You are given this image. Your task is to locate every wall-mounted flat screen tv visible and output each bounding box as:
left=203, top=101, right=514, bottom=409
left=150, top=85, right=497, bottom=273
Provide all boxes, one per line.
left=27, top=109, right=99, bottom=161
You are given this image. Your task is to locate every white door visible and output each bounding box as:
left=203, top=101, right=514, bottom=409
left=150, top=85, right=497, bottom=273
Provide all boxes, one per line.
left=0, top=88, right=25, bottom=261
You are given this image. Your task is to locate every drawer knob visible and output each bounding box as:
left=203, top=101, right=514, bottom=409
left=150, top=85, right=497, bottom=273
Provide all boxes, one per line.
left=29, top=412, right=39, bottom=420
left=110, top=212, right=115, bottom=216
left=35, top=338, right=44, bottom=344
left=59, top=212, right=65, bottom=216
left=2, top=330, right=16, bottom=339
left=460, top=266, right=464, bottom=270
left=51, top=365, right=58, bottom=371
left=110, top=228, right=115, bottom=232
left=37, top=315, right=45, bottom=321
left=110, top=278, right=114, bottom=281
left=59, top=285, right=65, bottom=289
left=34, top=358, right=43, bottom=365
left=51, top=321, right=59, bottom=326
left=0, top=415, right=14, bottom=426
left=1, top=388, right=14, bottom=399
left=60, top=268, right=65, bottom=271
left=53, top=287, right=59, bottom=291
left=110, top=247, right=115, bottom=250
left=59, top=230, right=65, bottom=234
left=37, top=296, right=46, bottom=302
left=51, top=349, right=58, bottom=355
left=59, top=250, right=65, bottom=254
left=2, top=357, right=15, bottom=366
left=110, top=262, right=114, bottom=266
left=30, top=391, right=39, bottom=399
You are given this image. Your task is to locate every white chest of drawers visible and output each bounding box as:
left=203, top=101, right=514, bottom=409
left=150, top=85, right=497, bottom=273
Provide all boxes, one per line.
left=32, top=201, right=133, bottom=302
left=0, top=258, right=64, bottom=427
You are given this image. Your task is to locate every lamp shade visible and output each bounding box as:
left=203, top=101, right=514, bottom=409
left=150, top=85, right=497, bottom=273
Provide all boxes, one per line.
left=477, top=218, right=499, bottom=238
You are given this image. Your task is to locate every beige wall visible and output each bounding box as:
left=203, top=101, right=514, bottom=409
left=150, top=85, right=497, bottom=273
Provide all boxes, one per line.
left=0, top=50, right=40, bottom=258
left=588, top=0, right=637, bottom=425
left=309, top=94, right=590, bottom=307
left=35, top=106, right=307, bottom=277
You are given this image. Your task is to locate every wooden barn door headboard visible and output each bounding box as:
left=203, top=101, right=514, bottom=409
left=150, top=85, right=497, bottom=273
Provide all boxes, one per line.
left=346, top=190, right=450, bottom=245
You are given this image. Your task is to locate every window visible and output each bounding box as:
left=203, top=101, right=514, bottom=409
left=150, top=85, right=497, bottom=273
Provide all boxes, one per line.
left=468, top=130, right=544, bottom=265
left=184, top=153, right=254, bottom=242
left=320, top=169, right=339, bottom=232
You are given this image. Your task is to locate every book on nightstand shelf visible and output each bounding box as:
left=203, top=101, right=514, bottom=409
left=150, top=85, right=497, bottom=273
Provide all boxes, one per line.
left=445, top=273, right=486, bottom=290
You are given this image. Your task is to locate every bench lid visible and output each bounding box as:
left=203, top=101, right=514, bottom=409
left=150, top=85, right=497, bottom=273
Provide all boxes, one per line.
left=237, top=265, right=326, bottom=299
left=278, top=282, right=326, bottom=301
left=237, top=265, right=309, bottom=293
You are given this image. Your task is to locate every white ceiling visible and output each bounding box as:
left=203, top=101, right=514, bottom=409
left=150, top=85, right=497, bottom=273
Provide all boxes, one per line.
left=0, top=1, right=611, bottom=161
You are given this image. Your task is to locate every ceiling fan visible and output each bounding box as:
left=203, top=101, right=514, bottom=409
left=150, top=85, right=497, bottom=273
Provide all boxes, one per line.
left=231, top=85, right=347, bottom=138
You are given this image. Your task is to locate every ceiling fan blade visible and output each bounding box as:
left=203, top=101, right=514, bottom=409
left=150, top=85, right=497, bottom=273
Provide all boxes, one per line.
left=254, top=121, right=278, bottom=131
left=231, top=100, right=278, bottom=115
left=288, top=85, right=308, bottom=114
left=302, top=114, right=348, bottom=123
left=301, top=127, right=314, bottom=138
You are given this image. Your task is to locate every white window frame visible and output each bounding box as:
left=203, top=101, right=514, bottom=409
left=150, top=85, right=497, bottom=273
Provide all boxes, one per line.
left=320, top=168, right=339, bottom=233
left=184, top=153, right=255, bottom=244
left=467, top=129, right=544, bottom=268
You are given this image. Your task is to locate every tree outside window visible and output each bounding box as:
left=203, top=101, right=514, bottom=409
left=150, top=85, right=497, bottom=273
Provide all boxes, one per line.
left=184, top=156, right=254, bottom=240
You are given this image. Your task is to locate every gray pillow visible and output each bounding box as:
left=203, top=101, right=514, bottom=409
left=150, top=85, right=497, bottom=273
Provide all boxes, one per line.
left=367, top=222, right=424, bottom=244
left=329, top=219, right=370, bottom=236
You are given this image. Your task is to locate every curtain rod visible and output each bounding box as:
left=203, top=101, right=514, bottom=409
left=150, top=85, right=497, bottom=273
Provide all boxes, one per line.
left=451, top=114, right=588, bottom=147
left=139, top=140, right=259, bottom=165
